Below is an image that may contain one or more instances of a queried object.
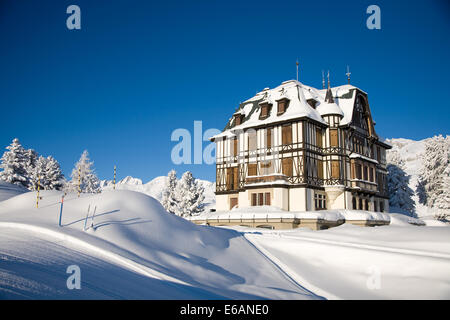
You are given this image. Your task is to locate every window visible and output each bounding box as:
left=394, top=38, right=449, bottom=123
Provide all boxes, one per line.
left=230, top=197, right=238, bottom=210
left=282, top=125, right=292, bottom=145
left=248, top=130, right=257, bottom=151
left=251, top=192, right=271, bottom=206
left=282, top=158, right=293, bottom=177
left=314, top=193, right=326, bottom=210
left=265, top=192, right=271, bottom=206
left=317, top=159, right=324, bottom=179
left=330, top=129, right=338, bottom=147
left=232, top=137, right=238, bottom=156
left=234, top=114, right=243, bottom=126
left=331, top=160, right=340, bottom=179
left=265, top=128, right=273, bottom=148
left=260, top=160, right=273, bottom=175
left=226, top=167, right=239, bottom=190
left=258, top=193, right=263, bottom=206
left=248, top=163, right=257, bottom=176
left=259, top=103, right=271, bottom=119
left=359, top=198, right=363, bottom=210
left=369, top=167, right=374, bottom=182
left=363, top=166, right=368, bottom=181
left=352, top=197, right=357, bottom=210
left=251, top=193, right=257, bottom=206
left=380, top=201, right=384, bottom=212
left=277, top=98, right=289, bottom=115
left=374, top=201, right=378, bottom=212
left=365, top=199, right=369, bottom=211
left=377, top=146, right=381, bottom=163
left=355, top=163, right=362, bottom=179
left=316, top=128, right=323, bottom=148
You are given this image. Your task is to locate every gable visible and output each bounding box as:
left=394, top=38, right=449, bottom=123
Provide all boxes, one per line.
left=350, top=92, right=377, bottom=138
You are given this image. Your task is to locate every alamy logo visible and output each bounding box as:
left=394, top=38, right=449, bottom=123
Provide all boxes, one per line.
left=66, top=265, right=81, bottom=290
left=66, top=5, right=81, bottom=30
left=366, top=5, right=381, bottom=30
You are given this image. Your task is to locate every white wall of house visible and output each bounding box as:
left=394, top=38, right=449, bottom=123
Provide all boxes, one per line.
left=216, top=194, right=229, bottom=211
left=289, top=188, right=306, bottom=211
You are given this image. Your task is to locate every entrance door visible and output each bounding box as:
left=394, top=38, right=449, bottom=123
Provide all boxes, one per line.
left=230, top=197, right=238, bottom=210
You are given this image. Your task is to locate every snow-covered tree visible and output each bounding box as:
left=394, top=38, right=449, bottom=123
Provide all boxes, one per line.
left=29, top=156, right=48, bottom=191
left=67, top=150, right=101, bottom=194
left=29, top=156, right=65, bottom=191
left=387, top=149, right=416, bottom=216
left=0, top=138, right=32, bottom=188
left=434, top=165, right=450, bottom=219
left=387, top=150, right=416, bottom=216
left=416, top=135, right=450, bottom=208
left=45, top=156, right=65, bottom=190
left=161, top=170, right=179, bottom=214
left=173, top=171, right=205, bottom=217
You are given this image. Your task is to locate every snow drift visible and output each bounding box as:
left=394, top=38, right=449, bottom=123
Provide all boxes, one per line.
left=0, top=190, right=318, bottom=299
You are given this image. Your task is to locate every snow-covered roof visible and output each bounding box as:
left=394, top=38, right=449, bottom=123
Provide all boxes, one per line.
left=212, top=80, right=363, bottom=140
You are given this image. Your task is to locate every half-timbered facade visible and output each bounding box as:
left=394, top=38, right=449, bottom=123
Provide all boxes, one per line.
left=211, top=79, right=391, bottom=213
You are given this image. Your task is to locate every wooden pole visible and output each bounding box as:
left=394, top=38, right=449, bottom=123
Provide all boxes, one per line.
left=113, top=165, right=116, bottom=190
left=36, top=175, right=41, bottom=208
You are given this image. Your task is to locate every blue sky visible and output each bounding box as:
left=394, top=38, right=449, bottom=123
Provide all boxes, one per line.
left=0, top=0, right=449, bottom=182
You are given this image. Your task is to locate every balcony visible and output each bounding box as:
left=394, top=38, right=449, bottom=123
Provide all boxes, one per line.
left=350, top=179, right=378, bottom=193
left=245, top=174, right=289, bottom=186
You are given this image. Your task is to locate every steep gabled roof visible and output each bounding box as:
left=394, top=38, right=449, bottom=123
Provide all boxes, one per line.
left=211, top=80, right=376, bottom=141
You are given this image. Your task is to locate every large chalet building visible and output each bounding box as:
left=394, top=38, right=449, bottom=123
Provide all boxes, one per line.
left=210, top=78, right=391, bottom=215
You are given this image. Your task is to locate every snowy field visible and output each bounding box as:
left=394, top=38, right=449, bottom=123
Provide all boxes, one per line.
left=0, top=186, right=449, bottom=299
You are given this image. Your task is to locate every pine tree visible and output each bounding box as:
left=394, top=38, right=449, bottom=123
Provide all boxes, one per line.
left=29, top=156, right=48, bottom=191
left=0, top=138, right=31, bottom=188
left=161, top=170, right=179, bottom=214
left=387, top=149, right=416, bottom=216
left=67, top=150, right=101, bottom=194
left=417, top=135, right=449, bottom=208
left=45, top=156, right=65, bottom=190
left=434, top=166, right=450, bottom=219
left=173, top=171, right=205, bottom=217
left=29, top=156, right=65, bottom=191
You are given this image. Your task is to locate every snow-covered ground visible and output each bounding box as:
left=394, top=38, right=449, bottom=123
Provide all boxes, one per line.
left=0, top=189, right=318, bottom=299
left=234, top=223, right=450, bottom=299
left=0, top=181, right=28, bottom=202
left=0, top=186, right=449, bottom=299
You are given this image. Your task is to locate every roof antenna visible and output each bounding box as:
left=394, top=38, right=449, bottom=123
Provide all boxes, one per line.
left=322, top=70, right=325, bottom=89
left=346, top=65, right=351, bottom=84
left=296, top=59, right=299, bottom=81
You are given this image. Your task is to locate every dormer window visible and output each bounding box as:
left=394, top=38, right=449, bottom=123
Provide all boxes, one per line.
left=259, top=102, right=272, bottom=120
left=307, top=99, right=317, bottom=109
left=234, top=113, right=243, bottom=126
left=276, top=98, right=290, bottom=115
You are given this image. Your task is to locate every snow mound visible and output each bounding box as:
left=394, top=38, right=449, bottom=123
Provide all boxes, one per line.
left=0, top=190, right=318, bottom=299
left=389, top=213, right=426, bottom=226
left=0, top=181, right=29, bottom=202
left=100, top=175, right=216, bottom=211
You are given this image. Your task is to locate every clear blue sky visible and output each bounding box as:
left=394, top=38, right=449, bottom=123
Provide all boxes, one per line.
left=0, top=0, right=449, bottom=182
